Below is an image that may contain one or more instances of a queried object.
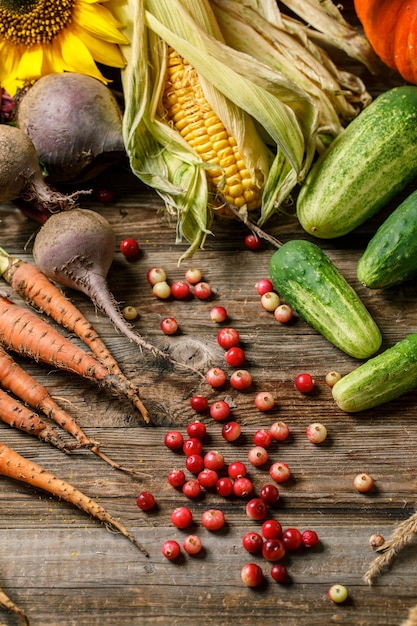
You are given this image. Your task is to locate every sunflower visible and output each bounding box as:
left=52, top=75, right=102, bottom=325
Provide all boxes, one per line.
left=0, top=0, right=129, bottom=96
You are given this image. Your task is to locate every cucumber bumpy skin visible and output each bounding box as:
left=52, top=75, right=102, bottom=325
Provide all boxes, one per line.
left=357, top=189, right=417, bottom=289
left=296, top=86, right=417, bottom=239
left=269, top=239, right=381, bottom=359
left=332, top=333, right=417, bottom=412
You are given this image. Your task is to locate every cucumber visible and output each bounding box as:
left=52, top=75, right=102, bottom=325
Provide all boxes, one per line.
left=296, top=86, right=417, bottom=239
left=357, top=189, right=417, bottom=289
left=269, top=239, right=382, bottom=359
left=332, top=333, right=417, bottom=412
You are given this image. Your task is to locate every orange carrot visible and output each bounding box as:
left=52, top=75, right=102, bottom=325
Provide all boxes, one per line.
left=0, top=294, right=150, bottom=422
left=0, top=387, right=80, bottom=452
left=0, top=345, right=145, bottom=473
left=0, top=584, right=29, bottom=625
left=0, top=440, right=149, bottom=556
left=0, top=251, right=122, bottom=375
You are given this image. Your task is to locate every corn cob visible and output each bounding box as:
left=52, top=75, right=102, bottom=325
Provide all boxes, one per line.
left=163, top=46, right=263, bottom=212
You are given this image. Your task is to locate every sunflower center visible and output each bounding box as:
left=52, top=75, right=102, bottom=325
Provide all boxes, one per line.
left=0, top=0, right=74, bottom=46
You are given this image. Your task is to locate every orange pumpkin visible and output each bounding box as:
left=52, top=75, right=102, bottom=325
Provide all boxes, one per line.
left=354, top=0, right=417, bottom=83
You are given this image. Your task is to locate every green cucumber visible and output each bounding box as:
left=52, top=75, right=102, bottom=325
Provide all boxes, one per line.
left=357, top=189, right=417, bottom=289
left=296, top=86, right=417, bottom=239
left=332, top=333, right=417, bottom=412
left=269, top=239, right=381, bottom=359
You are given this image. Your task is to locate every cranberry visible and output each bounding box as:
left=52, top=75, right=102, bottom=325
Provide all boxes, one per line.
left=96, top=187, right=114, bottom=204
left=185, top=454, right=204, bottom=474
left=246, top=498, right=268, bottom=521
left=136, top=491, right=155, bottom=511
left=328, top=584, right=348, bottom=604
left=241, top=563, right=263, bottom=587
left=260, top=291, right=280, bottom=312
left=216, top=476, right=234, bottom=497
left=242, top=531, right=264, bottom=554
left=167, top=469, right=186, bottom=488
left=225, top=346, right=245, bottom=367
left=270, top=421, right=290, bottom=442
left=171, top=279, right=190, bottom=300
left=185, top=267, right=202, bottom=284
left=193, top=281, right=212, bottom=300
left=233, top=477, right=253, bottom=497
left=259, top=483, right=280, bottom=505
left=270, top=564, right=288, bottom=583
left=147, top=267, right=166, bottom=285
left=162, top=539, right=181, bottom=560
left=170, top=506, right=193, bottom=529
left=203, top=450, right=225, bottom=472
left=254, top=391, right=275, bottom=411
left=230, top=369, right=252, bottom=390
left=306, top=422, right=327, bottom=444
left=201, top=509, right=225, bottom=531
left=160, top=317, right=178, bottom=335
left=164, top=431, right=183, bottom=450
left=209, top=400, right=231, bottom=421
left=152, top=280, right=171, bottom=299
left=301, top=529, right=319, bottom=548
left=205, top=367, right=227, bottom=388
left=183, top=438, right=203, bottom=456
left=353, top=472, right=374, bottom=493
left=198, top=468, right=219, bottom=489
left=255, top=278, right=273, bottom=295
left=269, top=462, right=291, bottom=483
left=210, top=305, right=227, bottom=323
left=221, top=421, right=241, bottom=442
left=120, top=237, right=140, bottom=260
left=261, top=519, right=282, bottom=540
left=182, top=479, right=202, bottom=499
left=244, top=234, right=261, bottom=250
left=253, top=429, right=273, bottom=448
left=183, top=535, right=203, bottom=555
left=274, top=304, right=293, bottom=323
left=186, top=420, right=207, bottom=439
left=190, top=395, right=209, bottom=413
left=262, top=538, right=286, bottom=562
left=217, top=327, right=240, bottom=349
left=228, top=461, right=247, bottom=479
left=325, top=370, right=342, bottom=387
left=294, top=372, right=315, bottom=393
left=282, top=527, right=302, bottom=551
left=248, top=446, right=269, bottom=467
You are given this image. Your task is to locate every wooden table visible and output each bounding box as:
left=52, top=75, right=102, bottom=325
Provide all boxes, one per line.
left=2, top=15, right=417, bottom=626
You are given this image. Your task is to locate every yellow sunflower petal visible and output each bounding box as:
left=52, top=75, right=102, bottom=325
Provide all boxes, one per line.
left=73, top=2, right=129, bottom=44
left=16, top=45, right=44, bottom=82
left=58, top=27, right=108, bottom=81
left=72, top=23, right=126, bottom=67
left=41, top=41, right=67, bottom=75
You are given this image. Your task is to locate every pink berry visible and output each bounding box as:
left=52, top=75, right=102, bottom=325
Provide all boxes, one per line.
left=209, top=400, right=231, bottom=421
left=171, top=279, right=190, bottom=300
left=274, top=304, right=293, bottom=323
left=242, top=531, right=264, bottom=554
left=228, top=461, right=247, bottom=479
left=167, top=469, right=186, bottom=488
left=182, top=479, right=202, bottom=499
left=190, top=395, right=209, bottom=413
left=244, top=234, right=261, bottom=250
left=198, top=468, right=219, bottom=489
left=306, top=422, right=327, bottom=444
left=201, top=509, right=225, bottom=531
left=353, top=472, right=374, bottom=493
left=217, top=327, right=240, bottom=349
left=282, top=527, right=302, bottom=551
left=259, top=483, right=280, bottom=504
left=253, top=429, right=273, bottom=449
left=254, top=391, right=275, bottom=411
left=164, top=431, right=183, bottom=450
left=230, top=369, right=252, bottom=390
left=225, top=346, right=245, bottom=367
left=170, top=506, right=193, bottom=529
left=261, top=519, right=282, bottom=540
left=255, top=278, right=273, bottom=295
left=147, top=267, right=166, bottom=285
left=136, top=491, right=155, bottom=511
left=260, top=291, right=280, bottom=312
left=270, top=563, right=288, bottom=583
left=120, top=238, right=140, bottom=260
left=301, top=529, right=319, bottom=548
left=203, top=450, right=225, bottom=472
left=269, top=462, right=291, bottom=483
left=160, top=317, right=178, bottom=335
left=183, top=534, right=203, bottom=555
left=295, top=372, right=315, bottom=393
left=210, top=305, right=227, bottom=323
left=183, top=438, right=203, bottom=456
left=262, top=538, right=286, bottom=562
left=152, top=280, right=171, bottom=299
left=216, top=476, right=234, bottom=497
left=241, top=563, right=263, bottom=587
left=162, top=539, right=181, bottom=560
left=270, top=421, right=290, bottom=442
left=193, top=281, right=212, bottom=300
left=221, top=421, right=241, bottom=442
left=246, top=497, right=268, bottom=521
left=248, top=445, right=269, bottom=467
left=233, top=477, right=253, bottom=497
left=205, top=367, right=227, bottom=388
left=185, top=267, right=202, bottom=284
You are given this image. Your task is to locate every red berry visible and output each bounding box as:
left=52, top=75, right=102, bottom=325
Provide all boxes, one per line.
left=190, top=395, right=209, bottom=413
left=270, top=421, right=290, bottom=442
left=217, top=327, right=240, bottom=349
left=246, top=498, right=268, bottom=521
left=248, top=446, right=269, bottom=467
left=255, top=278, right=273, bottom=295
left=120, top=237, right=140, bottom=260
left=274, top=304, right=293, bottom=323
left=136, top=491, right=155, bottom=511
left=203, top=450, right=225, bottom=472
left=244, top=234, right=261, bottom=250
left=167, top=469, right=186, bottom=488
left=170, top=506, right=193, bottom=529
left=183, top=438, right=203, bottom=456
left=295, top=372, right=315, bottom=393
left=225, top=346, right=245, bottom=367
left=301, top=529, right=319, bottom=548
left=160, top=317, right=178, bottom=335
left=259, top=483, right=280, bottom=505
left=171, top=279, right=190, bottom=300
left=282, top=527, right=302, bottom=551
left=182, top=479, right=202, bottom=499
left=253, top=429, right=273, bottom=448
left=270, top=563, right=288, bottom=583
left=193, top=281, right=212, bottom=300
left=232, top=477, right=253, bottom=497
left=221, top=421, right=241, bottom=442
left=96, top=187, right=114, bottom=204
left=228, top=461, right=247, bottom=479
left=254, top=391, right=275, bottom=411
left=216, top=476, right=234, bottom=497
left=210, top=400, right=231, bottom=421
left=269, top=462, right=291, bottom=483
left=241, top=563, right=263, bottom=587
left=198, top=468, right=219, bottom=489
left=205, top=367, right=227, bottom=388
left=230, top=369, right=252, bottom=390
left=201, top=509, right=225, bottom=531
left=162, top=539, right=181, bottom=560
left=242, top=531, right=264, bottom=554
left=261, top=519, right=282, bottom=540
left=183, top=534, right=203, bottom=555
left=262, top=538, right=286, bottom=561
left=164, top=431, right=183, bottom=450
left=186, top=420, right=207, bottom=439
left=210, top=306, right=227, bottom=323
left=185, top=454, right=204, bottom=474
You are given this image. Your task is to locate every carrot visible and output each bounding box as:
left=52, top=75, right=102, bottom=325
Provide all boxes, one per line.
left=0, top=345, right=146, bottom=473
left=0, top=387, right=81, bottom=453
left=0, top=584, right=30, bottom=625
left=0, top=293, right=150, bottom=422
left=0, top=249, right=122, bottom=376
left=0, top=440, right=149, bottom=556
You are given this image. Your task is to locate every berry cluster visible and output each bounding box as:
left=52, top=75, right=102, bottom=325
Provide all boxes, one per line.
left=255, top=277, right=294, bottom=323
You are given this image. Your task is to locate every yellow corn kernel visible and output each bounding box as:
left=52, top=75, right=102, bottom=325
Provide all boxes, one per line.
left=163, top=47, right=262, bottom=212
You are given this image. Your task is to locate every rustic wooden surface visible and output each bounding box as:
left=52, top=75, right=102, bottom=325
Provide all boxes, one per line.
left=2, top=8, right=417, bottom=626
